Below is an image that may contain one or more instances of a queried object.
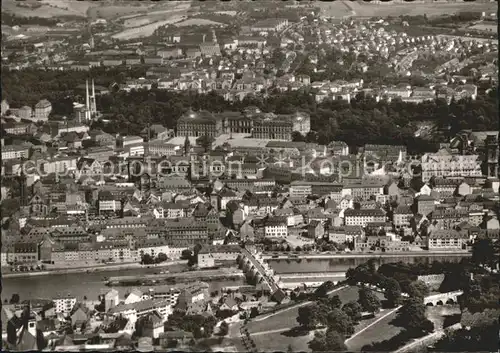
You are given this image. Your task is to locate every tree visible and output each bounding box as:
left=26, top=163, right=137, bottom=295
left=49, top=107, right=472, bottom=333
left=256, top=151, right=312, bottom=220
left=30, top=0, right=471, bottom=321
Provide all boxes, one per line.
left=472, top=239, right=496, bottom=267
left=181, top=249, right=193, bottom=260
left=396, top=298, right=434, bottom=335
left=36, top=329, right=47, bottom=350
left=327, top=295, right=342, bottom=310
left=345, top=268, right=359, bottom=285
left=358, top=287, right=381, bottom=314
left=342, top=301, right=362, bottom=323
left=287, top=344, right=294, bottom=352
left=156, top=252, right=168, bottom=263
left=366, top=259, right=378, bottom=274
left=219, top=321, right=229, bottom=336
left=296, top=304, right=322, bottom=329
left=308, top=328, right=347, bottom=352
left=384, top=278, right=402, bottom=307
left=432, top=321, right=498, bottom=352
left=249, top=307, right=259, bottom=318
left=291, top=131, right=304, bottom=142
left=9, top=293, right=20, bottom=304
left=196, top=135, right=214, bottom=152
left=305, top=131, right=317, bottom=143
left=315, top=281, right=335, bottom=298
left=407, top=280, right=429, bottom=300
left=193, top=243, right=203, bottom=256
left=326, top=308, right=355, bottom=337
left=141, top=254, right=154, bottom=265
left=188, top=255, right=197, bottom=267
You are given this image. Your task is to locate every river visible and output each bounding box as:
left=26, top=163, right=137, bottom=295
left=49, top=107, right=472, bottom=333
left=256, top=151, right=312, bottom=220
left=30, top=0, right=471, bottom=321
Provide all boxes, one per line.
left=267, top=253, right=468, bottom=274
left=2, top=264, right=245, bottom=302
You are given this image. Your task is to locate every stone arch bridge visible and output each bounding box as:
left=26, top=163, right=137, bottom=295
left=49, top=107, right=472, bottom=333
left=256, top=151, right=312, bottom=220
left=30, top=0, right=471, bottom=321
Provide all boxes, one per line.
left=237, top=249, right=281, bottom=293
left=424, top=290, right=463, bottom=306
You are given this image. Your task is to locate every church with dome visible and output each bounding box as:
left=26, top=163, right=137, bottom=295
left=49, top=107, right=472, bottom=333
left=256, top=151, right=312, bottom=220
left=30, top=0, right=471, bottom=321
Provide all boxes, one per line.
left=175, top=108, right=311, bottom=140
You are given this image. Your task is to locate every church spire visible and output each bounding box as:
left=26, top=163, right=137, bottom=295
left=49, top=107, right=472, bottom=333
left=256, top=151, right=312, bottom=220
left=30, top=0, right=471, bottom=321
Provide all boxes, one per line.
left=184, top=136, right=191, bottom=156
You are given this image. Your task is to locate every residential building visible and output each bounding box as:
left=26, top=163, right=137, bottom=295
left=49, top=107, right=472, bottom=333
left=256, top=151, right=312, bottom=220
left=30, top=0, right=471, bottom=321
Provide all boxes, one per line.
left=197, top=245, right=240, bottom=269
left=53, top=295, right=77, bottom=316
left=264, top=217, right=288, bottom=238
left=108, top=298, right=173, bottom=324
left=393, top=205, right=413, bottom=227
left=344, top=208, right=386, bottom=227
left=34, top=99, right=52, bottom=122
left=327, top=226, right=363, bottom=243
left=421, top=149, right=482, bottom=182
left=427, top=229, right=468, bottom=250
left=345, top=184, right=384, bottom=201
left=250, top=18, right=288, bottom=33
left=307, top=220, right=324, bottom=239
left=1, top=144, right=30, bottom=161
left=414, top=195, right=436, bottom=216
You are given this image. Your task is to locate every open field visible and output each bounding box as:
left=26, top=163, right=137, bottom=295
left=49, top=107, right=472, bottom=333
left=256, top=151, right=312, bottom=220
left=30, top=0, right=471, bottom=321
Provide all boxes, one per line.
left=2, top=0, right=92, bottom=18
left=244, top=286, right=389, bottom=352
left=469, top=23, right=498, bottom=33
left=251, top=328, right=315, bottom=352
left=344, top=1, right=498, bottom=18
left=40, top=0, right=95, bottom=17
left=315, top=1, right=354, bottom=18
left=111, top=15, right=186, bottom=40
left=87, top=4, right=154, bottom=20
left=174, top=19, right=227, bottom=27
left=110, top=2, right=191, bottom=40
left=121, top=3, right=192, bottom=28
left=2, top=0, right=187, bottom=22
left=345, top=310, right=402, bottom=351
left=316, top=0, right=498, bottom=19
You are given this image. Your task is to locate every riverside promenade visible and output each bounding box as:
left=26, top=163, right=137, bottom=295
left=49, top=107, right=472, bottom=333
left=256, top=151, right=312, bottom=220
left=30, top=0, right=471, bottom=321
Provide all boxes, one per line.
left=3, top=260, right=187, bottom=279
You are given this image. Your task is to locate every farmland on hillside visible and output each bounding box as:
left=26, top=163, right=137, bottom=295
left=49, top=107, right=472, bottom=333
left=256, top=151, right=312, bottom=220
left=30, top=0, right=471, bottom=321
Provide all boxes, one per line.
left=345, top=1, right=498, bottom=18
left=2, top=0, right=92, bottom=18
left=174, top=19, right=227, bottom=27
left=87, top=4, right=154, bottom=21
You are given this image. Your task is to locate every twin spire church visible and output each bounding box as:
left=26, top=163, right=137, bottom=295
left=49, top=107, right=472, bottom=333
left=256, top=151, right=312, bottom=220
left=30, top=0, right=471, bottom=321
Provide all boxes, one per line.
left=74, top=79, right=98, bottom=123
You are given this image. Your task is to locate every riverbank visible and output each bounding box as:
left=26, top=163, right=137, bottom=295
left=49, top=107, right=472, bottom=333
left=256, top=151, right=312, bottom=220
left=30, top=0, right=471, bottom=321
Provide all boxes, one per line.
left=106, top=267, right=245, bottom=286
left=2, top=260, right=187, bottom=279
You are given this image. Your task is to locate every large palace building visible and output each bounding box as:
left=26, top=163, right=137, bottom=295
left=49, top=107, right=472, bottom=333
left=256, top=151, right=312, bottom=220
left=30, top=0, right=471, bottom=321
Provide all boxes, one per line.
left=175, top=108, right=311, bottom=140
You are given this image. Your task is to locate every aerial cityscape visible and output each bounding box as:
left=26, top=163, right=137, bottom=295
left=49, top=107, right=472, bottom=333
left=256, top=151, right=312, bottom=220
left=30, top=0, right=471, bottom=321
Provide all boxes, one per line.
left=1, top=0, right=499, bottom=352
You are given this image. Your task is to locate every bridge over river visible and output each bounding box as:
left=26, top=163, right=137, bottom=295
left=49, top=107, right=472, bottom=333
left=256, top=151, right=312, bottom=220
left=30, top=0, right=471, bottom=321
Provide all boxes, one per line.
left=261, top=251, right=471, bottom=261
left=264, top=251, right=470, bottom=275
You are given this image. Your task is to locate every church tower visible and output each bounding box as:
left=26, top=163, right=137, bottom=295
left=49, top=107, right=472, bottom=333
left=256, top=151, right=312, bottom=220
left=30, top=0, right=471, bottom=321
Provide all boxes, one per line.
left=184, top=135, right=191, bottom=156
left=90, top=79, right=97, bottom=118
left=85, top=80, right=91, bottom=121
left=484, top=133, right=499, bottom=178
left=19, top=158, right=27, bottom=207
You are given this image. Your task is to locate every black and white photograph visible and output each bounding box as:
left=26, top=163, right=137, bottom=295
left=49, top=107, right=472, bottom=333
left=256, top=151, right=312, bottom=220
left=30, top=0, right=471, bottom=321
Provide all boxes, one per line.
left=0, top=0, right=498, bottom=351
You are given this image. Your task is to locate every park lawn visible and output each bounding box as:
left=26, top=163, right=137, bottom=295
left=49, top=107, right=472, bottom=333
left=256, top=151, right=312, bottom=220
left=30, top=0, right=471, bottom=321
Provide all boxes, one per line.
left=247, top=304, right=302, bottom=334
left=251, top=329, right=314, bottom=352
left=345, top=310, right=402, bottom=351
left=216, top=337, right=246, bottom=352
left=247, top=286, right=362, bottom=334
left=246, top=286, right=388, bottom=351
left=352, top=308, right=393, bottom=335
left=248, top=286, right=383, bottom=334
